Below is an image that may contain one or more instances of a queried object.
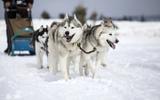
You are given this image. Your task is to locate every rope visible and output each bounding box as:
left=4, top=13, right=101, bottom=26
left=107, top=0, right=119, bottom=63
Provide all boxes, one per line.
left=77, top=43, right=96, bottom=54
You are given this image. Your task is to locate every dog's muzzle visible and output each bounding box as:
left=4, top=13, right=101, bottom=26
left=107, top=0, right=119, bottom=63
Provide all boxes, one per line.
left=106, top=39, right=119, bottom=49
left=64, top=33, right=75, bottom=42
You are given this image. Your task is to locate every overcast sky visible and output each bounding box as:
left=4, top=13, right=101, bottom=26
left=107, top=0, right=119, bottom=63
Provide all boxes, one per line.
left=0, top=0, right=160, bottom=19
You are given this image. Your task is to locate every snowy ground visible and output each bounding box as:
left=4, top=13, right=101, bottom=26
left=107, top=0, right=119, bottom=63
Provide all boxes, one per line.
left=0, top=20, right=160, bottom=100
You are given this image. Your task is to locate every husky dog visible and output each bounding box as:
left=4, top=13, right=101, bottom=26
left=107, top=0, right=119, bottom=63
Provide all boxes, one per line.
left=48, top=14, right=83, bottom=80
left=32, top=25, right=49, bottom=69
left=79, top=18, right=119, bottom=77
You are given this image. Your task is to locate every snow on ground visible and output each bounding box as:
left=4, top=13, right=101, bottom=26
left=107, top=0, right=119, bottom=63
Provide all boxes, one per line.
left=0, top=20, right=160, bottom=100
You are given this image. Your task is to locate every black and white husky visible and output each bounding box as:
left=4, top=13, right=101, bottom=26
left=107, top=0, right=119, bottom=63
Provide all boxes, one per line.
left=48, top=14, right=84, bottom=80
left=32, top=25, right=49, bottom=69
left=79, top=18, right=119, bottom=77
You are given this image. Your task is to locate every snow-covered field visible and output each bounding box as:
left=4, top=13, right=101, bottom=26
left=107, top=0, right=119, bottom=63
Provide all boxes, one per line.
left=0, top=19, right=160, bottom=100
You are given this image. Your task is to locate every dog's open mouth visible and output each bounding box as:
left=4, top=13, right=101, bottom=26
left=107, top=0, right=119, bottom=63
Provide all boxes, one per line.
left=106, top=40, right=116, bottom=49
left=65, top=34, right=75, bottom=42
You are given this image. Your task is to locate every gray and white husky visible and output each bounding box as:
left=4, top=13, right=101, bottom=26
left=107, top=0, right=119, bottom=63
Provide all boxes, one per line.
left=48, top=14, right=84, bottom=80
left=32, top=25, right=49, bottom=69
left=79, top=18, right=119, bottom=78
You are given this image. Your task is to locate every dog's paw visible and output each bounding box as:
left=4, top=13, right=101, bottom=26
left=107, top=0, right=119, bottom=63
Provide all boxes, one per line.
left=48, top=67, right=53, bottom=73
left=68, top=76, right=71, bottom=79
left=38, top=66, right=43, bottom=69
left=64, top=77, right=70, bottom=81
left=101, top=63, right=107, bottom=67
left=84, top=70, right=89, bottom=76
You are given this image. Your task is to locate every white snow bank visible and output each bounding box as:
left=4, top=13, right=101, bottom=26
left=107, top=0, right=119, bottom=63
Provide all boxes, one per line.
left=115, top=21, right=160, bottom=37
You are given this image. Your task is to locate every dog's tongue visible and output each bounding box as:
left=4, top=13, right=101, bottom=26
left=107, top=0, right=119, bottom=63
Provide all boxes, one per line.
left=106, top=40, right=116, bottom=49
left=65, top=34, right=75, bottom=42
left=66, top=37, right=71, bottom=42
left=110, top=43, right=115, bottom=49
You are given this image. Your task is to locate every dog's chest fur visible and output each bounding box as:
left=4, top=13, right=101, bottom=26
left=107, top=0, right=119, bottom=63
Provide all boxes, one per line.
left=48, top=37, right=80, bottom=58
left=57, top=40, right=80, bottom=56
left=34, top=29, right=48, bottom=54
left=36, top=38, right=48, bottom=52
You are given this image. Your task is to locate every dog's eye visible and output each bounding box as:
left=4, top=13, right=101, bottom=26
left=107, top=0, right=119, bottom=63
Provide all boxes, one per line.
left=71, top=27, right=74, bottom=29
left=64, top=27, right=67, bottom=29
left=109, top=33, right=112, bottom=36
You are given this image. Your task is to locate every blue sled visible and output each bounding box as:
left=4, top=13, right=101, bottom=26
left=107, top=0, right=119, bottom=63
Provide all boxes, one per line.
left=11, top=27, right=35, bottom=56
left=11, top=37, right=35, bottom=56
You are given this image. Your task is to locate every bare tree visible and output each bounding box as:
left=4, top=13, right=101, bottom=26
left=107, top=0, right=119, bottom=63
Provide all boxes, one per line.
left=59, top=13, right=65, bottom=19
left=90, top=11, right=98, bottom=25
left=41, top=11, right=50, bottom=19
left=73, top=4, right=86, bottom=25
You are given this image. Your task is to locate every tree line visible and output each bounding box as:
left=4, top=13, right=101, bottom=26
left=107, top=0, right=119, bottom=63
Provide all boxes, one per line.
left=41, top=4, right=160, bottom=22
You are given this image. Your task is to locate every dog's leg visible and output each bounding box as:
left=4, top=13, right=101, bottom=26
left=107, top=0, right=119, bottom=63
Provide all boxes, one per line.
left=48, top=53, right=53, bottom=72
left=37, top=52, right=43, bottom=69
left=67, top=57, right=71, bottom=78
left=79, top=54, right=85, bottom=76
left=100, top=51, right=107, bottom=67
left=36, top=45, right=43, bottom=69
left=82, top=55, right=93, bottom=77
left=48, top=53, right=57, bottom=74
left=71, top=56, right=79, bottom=74
left=46, top=56, right=49, bottom=69
left=92, top=52, right=101, bottom=78
left=53, top=53, right=59, bottom=73
left=60, top=55, right=69, bottom=80
left=84, top=63, right=89, bottom=76
left=87, top=60, right=95, bottom=77
left=40, top=51, right=44, bottom=69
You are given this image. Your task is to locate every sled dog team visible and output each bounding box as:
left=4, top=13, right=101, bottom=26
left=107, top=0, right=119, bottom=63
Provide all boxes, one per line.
left=32, top=14, right=119, bottom=80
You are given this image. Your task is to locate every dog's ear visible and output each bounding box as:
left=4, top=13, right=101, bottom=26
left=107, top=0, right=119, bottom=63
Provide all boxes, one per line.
left=82, top=23, right=88, bottom=30
left=74, top=14, right=78, bottom=21
left=50, top=22, right=57, bottom=28
left=108, top=17, right=112, bottom=23
left=100, top=21, right=104, bottom=26
left=64, top=13, right=69, bottom=21
left=113, top=23, right=119, bottom=29
left=46, top=25, right=49, bottom=33
left=74, top=14, right=82, bottom=27
left=39, top=25, right=44, bottom=32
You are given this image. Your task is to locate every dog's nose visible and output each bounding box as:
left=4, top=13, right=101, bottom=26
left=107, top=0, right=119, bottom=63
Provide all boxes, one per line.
left=65, top=31, right=69, bottom=36
left=115, top=39, right=119, bottom=43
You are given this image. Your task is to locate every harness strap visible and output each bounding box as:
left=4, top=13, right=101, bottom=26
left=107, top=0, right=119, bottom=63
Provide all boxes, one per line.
left=77, top=43, right=96, bottom=54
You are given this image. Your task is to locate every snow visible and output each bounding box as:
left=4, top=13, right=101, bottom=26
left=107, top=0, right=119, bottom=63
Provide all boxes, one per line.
left=0, top=19, right=160, bottom=100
